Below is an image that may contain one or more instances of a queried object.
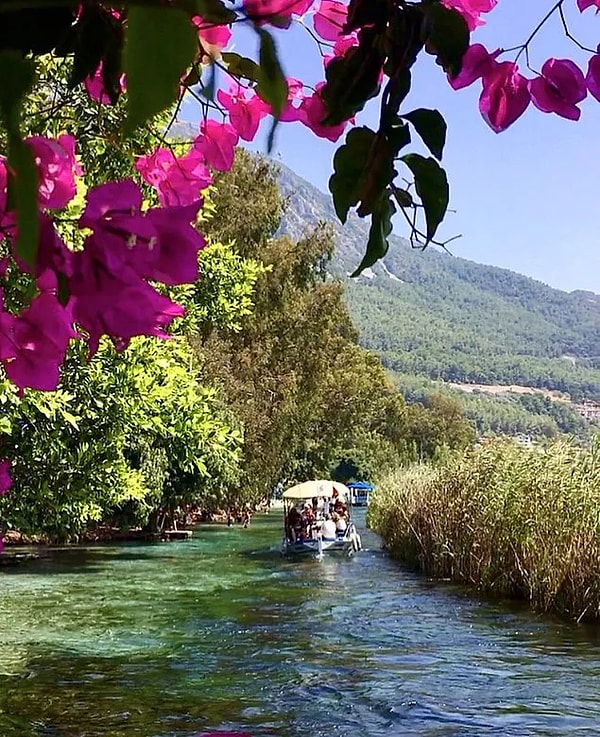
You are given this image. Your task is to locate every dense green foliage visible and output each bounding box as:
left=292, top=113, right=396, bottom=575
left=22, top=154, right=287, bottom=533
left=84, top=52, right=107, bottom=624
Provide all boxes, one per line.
left=369, top=440, right=600, bottom=621
left=0, top=147, right=478, bottom=541
left=200, top=152, right=421, bottom=500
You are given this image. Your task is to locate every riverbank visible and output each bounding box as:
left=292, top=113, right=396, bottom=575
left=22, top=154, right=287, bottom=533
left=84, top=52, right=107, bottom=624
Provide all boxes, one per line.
left=368, top=439, right=600, bottom=622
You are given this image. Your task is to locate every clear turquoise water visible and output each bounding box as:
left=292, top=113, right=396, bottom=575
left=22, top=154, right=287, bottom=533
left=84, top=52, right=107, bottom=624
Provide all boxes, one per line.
left=1, top=511, right=600, bottom=737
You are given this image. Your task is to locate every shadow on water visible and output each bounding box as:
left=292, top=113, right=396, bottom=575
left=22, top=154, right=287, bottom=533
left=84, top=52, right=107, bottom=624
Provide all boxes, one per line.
left=3, top=512, right=600, bottom=736
left=1, top=544, right=176, bottom=576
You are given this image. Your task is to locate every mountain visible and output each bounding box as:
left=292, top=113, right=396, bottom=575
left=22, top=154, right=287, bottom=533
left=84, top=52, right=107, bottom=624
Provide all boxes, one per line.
left=277, top=164, right=600, bottom=407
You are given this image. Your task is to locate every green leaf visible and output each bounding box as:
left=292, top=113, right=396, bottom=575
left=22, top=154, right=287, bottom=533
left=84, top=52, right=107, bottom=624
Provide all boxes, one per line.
left=255, top=28, right=287, bottom=117
left=401, top=108, right=447, bottom=160
left=401, top=153, right=449, bottom=243
left=194, top=0, right=236, bottom=24
left=387, top=119, right=411, bottom=154
left=254, top=28, right=288, bottom=153
left=423, top=3, right=470, bottom=78
left=321, top=29, right=384, bottom=126
left=351, top=195, right=396, bottom=277
left=125, top=7, right=197, bottom=132
left=222, top=52, right=261, bottom=82
left=0, top=53, right=38, bottom=267
left=8, top=142, right=39, bottom=267
left=329, top=127, right=377, bottom=223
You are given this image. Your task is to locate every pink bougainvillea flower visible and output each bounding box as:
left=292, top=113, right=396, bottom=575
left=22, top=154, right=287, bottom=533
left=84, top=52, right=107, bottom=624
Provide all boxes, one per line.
left=217, top=85, right=270, bottom=141
left=194, top=120, right=239, bottom=171
left=586, top=47, right=600, bottom=101
left=193, top=15, right=232, bottom=49
left=479, top=61, right=531, bottom=132
left=0, top=460, right=12, bottom=496
left=80, top=180, right=205, bottom=285
left=12, top=214, right=74, bottom=279
left=0, top=159, right=16, bottom=236
left=443, top=0, right=497, bottom=29
left=313, top=0, right=347, bottom=41
left=448, top=43, right=500, bottom=90
left=577, top=0, right=600, bottom=10
left=136, top=147, right=211, bottom=207
left=279, top=78, right=306, bottom=122
left=84, top=63, right=126, bottom=105
left=79, top=181, right=158, bottom=276
left=70, top=246, right=185, bottom=355
left=0, top=291, right=77, bottom=391
left=298, top=82, right=349, bottom=141
left=529, top=58, right=587, bottom=120
left=26, top=134, right=82, bottom=210
left=324, top=33, right=358, bottom=67
left=145, top=202, right=206, bottom=285
left=243, top=0, right=314, bottom=23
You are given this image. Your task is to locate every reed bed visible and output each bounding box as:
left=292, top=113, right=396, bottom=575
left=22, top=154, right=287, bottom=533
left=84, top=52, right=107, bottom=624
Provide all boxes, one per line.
left=368, top=439, right=600, bottom=621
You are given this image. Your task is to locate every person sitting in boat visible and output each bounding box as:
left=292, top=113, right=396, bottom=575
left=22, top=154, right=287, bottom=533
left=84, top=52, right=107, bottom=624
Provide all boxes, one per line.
left=331, top=511, right=347, bottom=536
left=300, top=502, right=316, bottom=539
left=333, top=497, right=348, bottom=518
left=287, top=506, right=302, bottom=542
left=321, top=513, right=337, bottom=541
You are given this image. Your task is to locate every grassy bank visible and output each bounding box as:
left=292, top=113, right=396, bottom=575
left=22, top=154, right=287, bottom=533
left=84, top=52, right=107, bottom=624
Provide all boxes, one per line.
left=368, top=440, right=600, bottom=622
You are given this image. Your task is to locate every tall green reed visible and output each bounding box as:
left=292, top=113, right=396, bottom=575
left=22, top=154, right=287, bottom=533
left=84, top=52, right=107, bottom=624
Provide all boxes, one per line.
left=368, top=439, right=600, bottom=621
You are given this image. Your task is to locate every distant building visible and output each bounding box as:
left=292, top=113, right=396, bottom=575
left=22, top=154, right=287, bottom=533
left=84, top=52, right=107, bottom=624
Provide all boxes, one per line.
left=576, top=401, right=600, bottom=421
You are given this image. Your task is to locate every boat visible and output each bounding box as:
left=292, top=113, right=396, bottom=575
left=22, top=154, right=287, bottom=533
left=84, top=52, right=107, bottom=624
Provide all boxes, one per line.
left=281, top=480, right=362, bottom=559
left=347, top=480, right=374, bottom=507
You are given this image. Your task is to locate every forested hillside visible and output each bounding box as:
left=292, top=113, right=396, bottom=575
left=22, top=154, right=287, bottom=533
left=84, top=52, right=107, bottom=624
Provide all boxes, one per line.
left=278, top=165, right=600, bottom=404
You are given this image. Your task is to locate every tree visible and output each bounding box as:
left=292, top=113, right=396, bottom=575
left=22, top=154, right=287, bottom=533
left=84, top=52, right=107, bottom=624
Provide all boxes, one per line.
left=198, top=151, right=466, bottom=502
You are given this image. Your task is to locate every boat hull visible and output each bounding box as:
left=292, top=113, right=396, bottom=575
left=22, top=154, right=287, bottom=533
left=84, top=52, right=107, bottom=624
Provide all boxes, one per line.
left=282, top=538, right=353, bottom=557
left=281, top=525, right=362, bottom=559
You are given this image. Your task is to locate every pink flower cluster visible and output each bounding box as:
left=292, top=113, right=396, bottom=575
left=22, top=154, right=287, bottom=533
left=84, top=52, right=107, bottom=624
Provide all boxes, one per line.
left=447, top=0, right=600, bottom=131
left=0, top=134, right=206, bottom=392
left=450, top=41, right=600, bottom=132
left=443, top=0, right=497, bottom=30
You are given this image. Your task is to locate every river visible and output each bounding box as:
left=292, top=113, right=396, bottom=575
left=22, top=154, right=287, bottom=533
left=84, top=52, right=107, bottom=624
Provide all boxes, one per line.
left=1, top=511, right=600, bottom=737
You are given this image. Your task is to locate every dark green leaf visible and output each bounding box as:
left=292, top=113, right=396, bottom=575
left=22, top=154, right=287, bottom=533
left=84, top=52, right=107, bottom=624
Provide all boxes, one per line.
left=222, top=52, right=260, bottom=82
left=0, top=53, right=38, bottom=267
left=345, top=0, right=390, bottom=33
left=69, top=5, right=123, bottom=101
left=329, top=127, right=377, bottom=223
left=194, top=0, right=236, bottom=24
left=125, top=7, right=197, bottom=132
left=401, top=108, right=446, bottom=160
left=321, top=28, right=384, bottom=125
left=255, top=28, right=287, bottom=117
left=391, top=187, right=413, bottom=208
left=8, top=141, right=39, bottom=268
left=356, top=135, right=396, bottom=217
left=387, top=119, right=411, bottom=153
left=401, top=153, right=449, bottom=243
left=351, top=195, right=396, bottom=277
left=422, top=3, right=469, bottom=78
left=382, top=68, right=412, bottom=114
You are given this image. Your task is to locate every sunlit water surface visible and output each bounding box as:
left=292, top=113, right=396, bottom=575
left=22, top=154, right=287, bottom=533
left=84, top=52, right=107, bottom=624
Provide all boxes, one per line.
left=1, top=511, right=600, bottom=737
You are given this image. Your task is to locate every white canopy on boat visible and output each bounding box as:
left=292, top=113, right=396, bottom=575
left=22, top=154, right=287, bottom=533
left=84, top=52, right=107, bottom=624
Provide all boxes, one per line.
left=282, top=480, right=349, bottom=501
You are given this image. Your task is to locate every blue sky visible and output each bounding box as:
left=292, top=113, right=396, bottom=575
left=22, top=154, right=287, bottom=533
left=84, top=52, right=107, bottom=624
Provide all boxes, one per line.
left=184, top=1, right=600, bottom=293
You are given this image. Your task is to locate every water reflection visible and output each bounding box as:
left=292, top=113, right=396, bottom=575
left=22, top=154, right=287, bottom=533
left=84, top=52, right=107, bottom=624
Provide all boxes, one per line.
left=1, top=512, right=600, bottom=736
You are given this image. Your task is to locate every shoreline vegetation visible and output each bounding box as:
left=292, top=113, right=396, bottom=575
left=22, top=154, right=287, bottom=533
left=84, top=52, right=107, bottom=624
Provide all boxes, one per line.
left=0, top=505, right=273, bottom=551
left=368, top=438, right=600, bottom=623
